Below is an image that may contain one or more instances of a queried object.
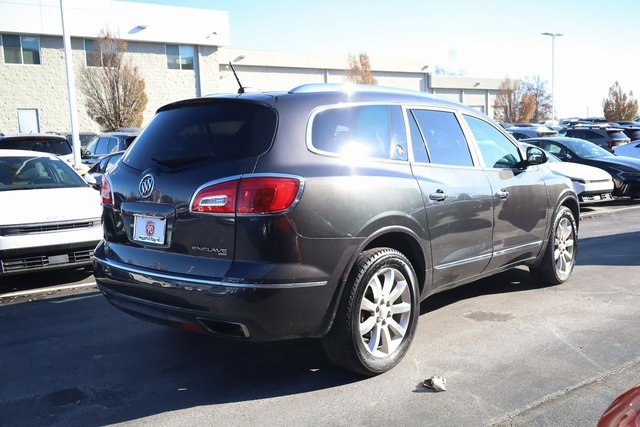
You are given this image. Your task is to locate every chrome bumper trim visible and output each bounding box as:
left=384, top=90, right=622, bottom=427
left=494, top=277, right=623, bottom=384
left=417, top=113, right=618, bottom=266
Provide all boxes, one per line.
left=94, top=257, right=327, bottom=289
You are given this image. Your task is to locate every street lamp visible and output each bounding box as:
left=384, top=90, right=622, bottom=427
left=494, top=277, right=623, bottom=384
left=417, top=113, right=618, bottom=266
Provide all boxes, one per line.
left=541, top=32, right=563, bottom=121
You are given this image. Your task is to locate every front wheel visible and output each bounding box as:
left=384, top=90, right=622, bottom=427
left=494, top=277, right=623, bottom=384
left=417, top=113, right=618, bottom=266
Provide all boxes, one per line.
left=322, top=248, right=419, bottom=376
left=530, top=206, right=578, bottom=284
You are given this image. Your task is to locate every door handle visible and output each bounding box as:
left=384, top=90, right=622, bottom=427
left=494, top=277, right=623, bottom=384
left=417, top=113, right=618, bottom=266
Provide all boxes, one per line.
left=429, top=190, right=448, bottom=202
left=495, top=189, right=510, bottom=200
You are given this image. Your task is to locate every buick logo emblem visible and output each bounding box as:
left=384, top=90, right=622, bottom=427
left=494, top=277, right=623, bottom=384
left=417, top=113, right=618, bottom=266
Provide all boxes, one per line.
left=139, top=174, right=154, bottom=198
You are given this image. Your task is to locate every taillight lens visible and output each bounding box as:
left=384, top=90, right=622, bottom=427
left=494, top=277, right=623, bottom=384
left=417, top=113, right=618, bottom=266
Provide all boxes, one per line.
left=191, top=176, right=301, bottom=215
left=101, top=177, right=113, bottom=205
left=191, top=179, right=238, bottom=214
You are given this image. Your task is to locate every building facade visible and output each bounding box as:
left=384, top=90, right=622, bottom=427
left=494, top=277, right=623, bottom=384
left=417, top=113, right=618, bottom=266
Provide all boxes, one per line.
left=0, top=0, right=502, bottom=135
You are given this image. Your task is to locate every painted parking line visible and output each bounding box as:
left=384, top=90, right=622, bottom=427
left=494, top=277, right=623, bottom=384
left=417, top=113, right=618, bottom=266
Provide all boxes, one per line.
left=0, top=282, right=97, bottom=299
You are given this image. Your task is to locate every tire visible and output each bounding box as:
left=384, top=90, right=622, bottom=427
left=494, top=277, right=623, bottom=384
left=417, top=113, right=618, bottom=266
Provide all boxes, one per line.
left=530, top=206, right=578, bottom=284
left=322, top=248, right=419, bottom=376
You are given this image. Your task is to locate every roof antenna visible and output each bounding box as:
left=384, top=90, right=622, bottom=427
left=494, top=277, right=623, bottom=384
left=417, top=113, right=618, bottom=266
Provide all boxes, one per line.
left=229, top=62, right=244, bottom=94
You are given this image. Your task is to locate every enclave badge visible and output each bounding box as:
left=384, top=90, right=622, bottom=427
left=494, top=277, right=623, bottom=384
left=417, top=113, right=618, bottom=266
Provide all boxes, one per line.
left=139, top=174, right=154, bottom=198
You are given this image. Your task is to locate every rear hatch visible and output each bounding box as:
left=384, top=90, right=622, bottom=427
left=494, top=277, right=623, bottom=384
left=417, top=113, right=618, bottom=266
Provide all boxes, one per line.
left=0, top=136, right=73, bottom=161
left=102, top=97, right=278, bottom=275
left=606, top=129, right=631, bottom=147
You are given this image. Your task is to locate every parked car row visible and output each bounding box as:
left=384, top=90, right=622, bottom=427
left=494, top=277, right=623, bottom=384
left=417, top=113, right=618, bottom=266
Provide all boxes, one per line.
left=523, top=136, right=640, bottom=198
left=506, top=123, right=558, bottom=140
left=0, top=129, right=139, bottom=170
left=520, top=142, right=614, bottom=203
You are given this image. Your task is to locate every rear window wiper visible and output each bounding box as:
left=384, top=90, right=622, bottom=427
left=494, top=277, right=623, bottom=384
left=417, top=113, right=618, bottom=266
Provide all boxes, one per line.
left=151, top=153, right=212, bottom=167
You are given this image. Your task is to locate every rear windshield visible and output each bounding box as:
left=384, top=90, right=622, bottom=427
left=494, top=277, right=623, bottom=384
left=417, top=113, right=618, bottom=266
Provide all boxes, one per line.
left=607, top=130, right=629, bottom=139
left=0, top=156, right=86, bottom=191
left=0, top=137, right=72, bottom=155
left=123, top=102, right=277, bottom=170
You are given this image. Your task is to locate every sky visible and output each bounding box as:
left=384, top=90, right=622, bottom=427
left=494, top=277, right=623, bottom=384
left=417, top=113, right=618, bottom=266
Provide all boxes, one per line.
left=128, top=0, right=640, bottom=119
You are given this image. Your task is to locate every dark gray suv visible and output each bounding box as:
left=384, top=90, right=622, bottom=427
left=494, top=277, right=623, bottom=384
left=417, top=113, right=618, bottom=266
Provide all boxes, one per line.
left=93, top=84, right=579, bottom=375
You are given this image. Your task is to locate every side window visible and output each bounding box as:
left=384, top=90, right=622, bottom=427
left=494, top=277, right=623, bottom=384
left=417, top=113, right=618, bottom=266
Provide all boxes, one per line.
left=411, top=109, right=473, bottom=167
left=586, top=130, right=603, bottom=139
left=95, top=137, right=110, bottom=155
left=312, top=105, right=399, bottom=160
left=465, top=115, right=521, bottom=169
left=408, top=111, right=429, bottom=163
left=106, top=137, right=119, bottom=153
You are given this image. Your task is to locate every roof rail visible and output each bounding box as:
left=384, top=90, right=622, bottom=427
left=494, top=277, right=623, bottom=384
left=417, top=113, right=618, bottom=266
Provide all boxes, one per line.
left=288, top=83, right=434, bottom=98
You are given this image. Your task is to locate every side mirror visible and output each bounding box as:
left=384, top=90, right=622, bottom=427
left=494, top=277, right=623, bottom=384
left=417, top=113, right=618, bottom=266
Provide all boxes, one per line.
left=523, top=146, right=548, bottom=166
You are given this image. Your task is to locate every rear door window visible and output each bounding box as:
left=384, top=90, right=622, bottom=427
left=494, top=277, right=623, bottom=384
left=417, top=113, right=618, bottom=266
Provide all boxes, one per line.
left=410, top=109, right=473, bottom=167
left=585, top=130, right=604, bottom=139
left=124, top=101, right=277, bottom=170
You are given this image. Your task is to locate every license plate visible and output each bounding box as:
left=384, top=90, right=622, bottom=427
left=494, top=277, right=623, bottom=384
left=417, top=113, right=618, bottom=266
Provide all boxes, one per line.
left=48, top=254, right=69, bottom=265
left=133, top=215, right=166, bottom=245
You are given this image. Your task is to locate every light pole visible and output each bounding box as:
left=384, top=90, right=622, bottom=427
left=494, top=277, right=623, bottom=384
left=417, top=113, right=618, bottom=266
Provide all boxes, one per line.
left=541, top=32, right=563, bottom=121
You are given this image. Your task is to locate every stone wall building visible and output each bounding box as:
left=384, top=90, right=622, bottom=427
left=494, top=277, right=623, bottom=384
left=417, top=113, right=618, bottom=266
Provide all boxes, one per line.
left=0, top=0, right=502, bottom=135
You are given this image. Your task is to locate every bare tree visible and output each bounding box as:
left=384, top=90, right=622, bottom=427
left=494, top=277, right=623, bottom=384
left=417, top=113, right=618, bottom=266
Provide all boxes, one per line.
left=346, top=53, right=378, bottom=85
left=493, top=78, right=534, bottom=123
left=602, top=81, right=638, bottom=121
left=522, top=76, right=552, bottom=122
left=80, top=30, right=148, bottom=132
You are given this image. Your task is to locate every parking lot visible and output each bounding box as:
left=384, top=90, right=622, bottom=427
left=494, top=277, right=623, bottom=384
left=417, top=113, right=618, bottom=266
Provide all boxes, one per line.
left=1, top=201, right=639, bottom=426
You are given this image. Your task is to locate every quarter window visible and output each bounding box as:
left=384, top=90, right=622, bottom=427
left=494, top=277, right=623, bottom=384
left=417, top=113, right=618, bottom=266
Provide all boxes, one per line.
left=465, top=115, right=521, bottom=169
left=2, top=34, right=40, bottom=65
left=312, top=105, right=403, bottom=160
left=410, top=109, right=473, bottom=167
left=166, top=44, right=194, bottom=70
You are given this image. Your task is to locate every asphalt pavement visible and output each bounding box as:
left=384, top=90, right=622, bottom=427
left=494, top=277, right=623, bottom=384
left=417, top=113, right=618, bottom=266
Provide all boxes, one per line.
left=0, top=201, right=639, bottom=426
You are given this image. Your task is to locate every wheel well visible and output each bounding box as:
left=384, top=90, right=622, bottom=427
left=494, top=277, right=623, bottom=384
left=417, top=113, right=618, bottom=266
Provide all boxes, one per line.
left=363, top=232, right=427, bottom=294
left=562, top=197, right=580, bottom=228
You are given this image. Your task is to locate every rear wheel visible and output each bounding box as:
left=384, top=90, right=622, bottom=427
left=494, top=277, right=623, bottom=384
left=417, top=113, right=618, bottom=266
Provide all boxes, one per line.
left=322, top=248, right=419, bottom=376
left=531, top=206, right=577, bottom=284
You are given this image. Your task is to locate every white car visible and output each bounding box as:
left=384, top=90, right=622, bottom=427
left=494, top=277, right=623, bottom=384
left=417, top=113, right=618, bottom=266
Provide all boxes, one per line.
left=521, top=143, right=614, bottom=203
left=0, top=150, right=102, bottom=275
left=613, top=141, right=640, bottom=158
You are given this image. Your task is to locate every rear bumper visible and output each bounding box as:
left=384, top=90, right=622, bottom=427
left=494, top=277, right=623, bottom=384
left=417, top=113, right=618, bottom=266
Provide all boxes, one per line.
left=93, top=252, right=340, bottom=341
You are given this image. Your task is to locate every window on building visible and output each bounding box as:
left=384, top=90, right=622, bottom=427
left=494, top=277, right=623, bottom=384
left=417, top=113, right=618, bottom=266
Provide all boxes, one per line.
left=2, top=34, right=40, bottom=65
left=84, top=39, right=100, bottom=67
left=166, top=44, right=194, bottom=70
left=84, top=38, right=119, bottom=67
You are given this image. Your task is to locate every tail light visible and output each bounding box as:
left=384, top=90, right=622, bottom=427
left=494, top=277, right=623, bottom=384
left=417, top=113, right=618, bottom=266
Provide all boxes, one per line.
left=101, top=177, right=113, bottom=205
left=191, top=175, right=302, bottom=215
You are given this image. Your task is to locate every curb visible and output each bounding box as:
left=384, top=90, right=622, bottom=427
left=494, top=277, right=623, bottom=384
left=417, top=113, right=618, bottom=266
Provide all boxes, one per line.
left=0, top=282, right=97, bottom=299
